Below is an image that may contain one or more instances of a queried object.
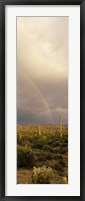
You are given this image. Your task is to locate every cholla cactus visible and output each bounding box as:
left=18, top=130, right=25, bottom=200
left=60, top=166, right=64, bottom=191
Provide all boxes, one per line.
left=63, top=176, right=67, bottom=184
left=60, top=113, right=62, bottom=138
left=32, top=166, right=53, bottom=184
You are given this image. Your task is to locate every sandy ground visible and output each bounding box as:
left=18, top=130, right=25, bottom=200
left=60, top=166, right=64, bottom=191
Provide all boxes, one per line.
left=17, top=168, right=64, bottom=184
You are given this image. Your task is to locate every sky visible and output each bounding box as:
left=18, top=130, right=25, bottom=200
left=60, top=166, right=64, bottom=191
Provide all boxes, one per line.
left=17, top=17, right=68, bottom=125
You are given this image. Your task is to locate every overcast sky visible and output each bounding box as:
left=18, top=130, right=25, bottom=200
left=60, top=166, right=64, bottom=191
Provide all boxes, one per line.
left=17, top=17, right=68, bottom=125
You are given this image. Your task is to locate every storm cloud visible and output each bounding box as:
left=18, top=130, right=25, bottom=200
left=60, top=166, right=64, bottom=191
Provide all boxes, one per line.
left=17, top=17, right=68, bottom=124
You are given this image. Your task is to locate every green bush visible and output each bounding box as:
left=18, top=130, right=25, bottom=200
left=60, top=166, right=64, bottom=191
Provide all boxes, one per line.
left=32, top=137, right=47, bottom=148
left=17, top=145, right=36, bottom=168
left=32, top=166, right=53, bottom=184
left=37, top=151, right=53, bottom=161
left=52, top=141, right=60, bottom=147
left=60, top=147, right=68, bottom=154
left=43, top=145, right=53, bottom=152
left=59, top=159, right=66, bottom=167
left=57, top=154, right=63, bottom=160
left=53, top=163, right=64, bottom=171
left=17, top=135, right=30, bottom=147
left=52, top=147, right=60, bottom=153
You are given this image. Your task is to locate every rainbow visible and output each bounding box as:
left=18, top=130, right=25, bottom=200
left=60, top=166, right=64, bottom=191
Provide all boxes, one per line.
left=31, top=80, right=54, bottom=124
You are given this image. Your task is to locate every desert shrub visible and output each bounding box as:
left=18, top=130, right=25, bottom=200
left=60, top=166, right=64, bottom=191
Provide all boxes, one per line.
left=61, top=142, right=68, bottom=148
left=29, top=136, right=38, bottom=143
left=52, top=141, right=60, bottom=147
left=53, top=163, right=63, bottom=171
left=35, top=159, right=52, bottom=168
left=59, top=159, right=66, bottom=167
left=17, top=135, right=30, bottom=147
left=57, top=154, right=63, bottom=160
left=47, top=135, right=57, bottom=145
left=43, top=145, right=53, bottom=152
left=60, top=147, right=68, bottom=154
left=32, top=137, right=47, bottom=148
left=45, top=152, right=54, bottom=160
left=32, top=166, right=53, bottom=184
left=52, top=147, right=60, bottom=153
left=63, top=135, right=68, bottom=143
left=64, top=167, right=68, bottom=179
left=17, top=145, right=36, bottom=168
left=37, top=151, right=53, bottom=161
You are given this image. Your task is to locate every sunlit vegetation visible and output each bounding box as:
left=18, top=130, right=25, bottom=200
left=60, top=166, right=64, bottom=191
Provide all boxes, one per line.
left=17, top=124, right=68, bottom=184
left=32, top=166, right=53, bottom=184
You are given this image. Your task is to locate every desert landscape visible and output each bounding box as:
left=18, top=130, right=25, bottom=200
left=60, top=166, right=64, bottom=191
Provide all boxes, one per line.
left=17, top=17, right=68, bottom=184
left=17, top=123, right=68, bottom=184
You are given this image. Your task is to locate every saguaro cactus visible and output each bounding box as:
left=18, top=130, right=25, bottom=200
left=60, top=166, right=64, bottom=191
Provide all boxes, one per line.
left=60, top=113, right=62, bottom=138
left=38, top=124, right=41, bottom=135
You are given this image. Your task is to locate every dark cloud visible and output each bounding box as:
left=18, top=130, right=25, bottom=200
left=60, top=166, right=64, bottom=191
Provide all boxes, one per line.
left=17, top=75, right=68, bottom=124
left=17, top=17, right=68, bottom=124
